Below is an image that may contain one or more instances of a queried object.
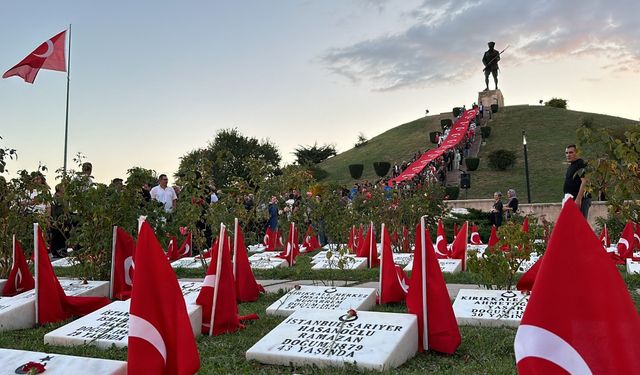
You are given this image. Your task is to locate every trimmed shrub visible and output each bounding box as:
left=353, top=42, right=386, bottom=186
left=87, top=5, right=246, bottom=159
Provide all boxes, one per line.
left=491, top=104, right=499, bottom=113
left=348, top=164, right=364, bottom=179
left=465, top=157, right=480, bottom=171
left=429, top=131, right=439, bottom=144
left=488, top=149, right=518, bottom=171
left=481, top=126, right=491, bottom=139
left=373, top=162, right=391, bottom=177
left=544, top=98, right=567, bottom=109
left=440, top=118, right=453, bottom=129
left=452, top=107, right=461, bottom=117
left=445, top=186, right=460, bottom=200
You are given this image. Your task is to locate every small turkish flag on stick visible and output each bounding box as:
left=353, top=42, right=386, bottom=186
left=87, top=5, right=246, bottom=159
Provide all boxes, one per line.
left=3, top=30, right=67, bottom=83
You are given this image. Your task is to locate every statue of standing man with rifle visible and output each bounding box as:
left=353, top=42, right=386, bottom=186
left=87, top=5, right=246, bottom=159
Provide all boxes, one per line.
left=483, top=41, right=501, bottom=91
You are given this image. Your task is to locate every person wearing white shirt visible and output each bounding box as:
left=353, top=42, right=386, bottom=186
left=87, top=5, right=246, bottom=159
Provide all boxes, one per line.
left=150, top=174, right=177, bottom=212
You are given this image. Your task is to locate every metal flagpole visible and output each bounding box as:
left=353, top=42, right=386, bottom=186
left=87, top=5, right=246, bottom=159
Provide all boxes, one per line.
left=63, top=24, right=72, bottom=175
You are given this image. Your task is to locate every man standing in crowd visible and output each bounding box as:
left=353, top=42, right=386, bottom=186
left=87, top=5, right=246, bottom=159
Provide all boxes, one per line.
left=563, top=145, right=590, bottom=218
left=150, top=174, right=177, bottom=212
left=267, top=196, right=279, bottom=231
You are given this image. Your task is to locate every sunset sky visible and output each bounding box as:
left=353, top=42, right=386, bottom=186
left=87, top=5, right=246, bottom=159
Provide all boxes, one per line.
left=1, top=0, right=638, bottom=184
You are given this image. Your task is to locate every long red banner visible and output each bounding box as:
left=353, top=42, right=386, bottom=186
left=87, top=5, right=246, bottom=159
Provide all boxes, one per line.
left=389, top=108, right=478, bottom=185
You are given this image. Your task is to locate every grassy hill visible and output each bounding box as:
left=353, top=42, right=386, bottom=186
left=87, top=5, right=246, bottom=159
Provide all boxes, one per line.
left=318, top=105, right=637, bottom=203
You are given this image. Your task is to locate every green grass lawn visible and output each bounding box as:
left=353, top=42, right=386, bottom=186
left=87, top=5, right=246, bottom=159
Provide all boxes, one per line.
left=318, top=105, right=637, bottom=203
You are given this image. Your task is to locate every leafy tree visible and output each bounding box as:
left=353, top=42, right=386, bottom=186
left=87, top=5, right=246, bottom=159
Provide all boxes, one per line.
left=544, top=98, right=568, bottom=109
left=354, top=133, right=368, bottom=148
left=293, top=143, right=337, bottom=166
left=0, top=136, right=17, bottom=174
left=176, top=128, right=281, bottom=189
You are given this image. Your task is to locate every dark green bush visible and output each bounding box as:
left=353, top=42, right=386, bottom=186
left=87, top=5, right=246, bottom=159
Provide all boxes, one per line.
left=429, top=131, right=439, bottom=144
left=491, top=104, right=499, bottom=113
left=544, top=98, right=568, bottom=109
left=452, top=108, right=461, bottom=117
left=488, top=149, right=518, bottom=170
left=444, top=186, right=460, bottom=200
left=373, top=162, right=391, bottom=177
left=465, top=157, right=480, bottom=171
left=440, top=119, right=453, bottom=130
left=348, top=164, right=364, bottom=179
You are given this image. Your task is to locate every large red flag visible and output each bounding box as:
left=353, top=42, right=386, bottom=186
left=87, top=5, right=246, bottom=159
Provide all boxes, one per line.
left=378, top=224, right=407, bottom=304
left=407, top=220, right=461, bottom=354
left=356, top=223, right=379, bottom=268
left=435, top=220, right=449, bottom=258
left=3, top=31, right=67, bottom=83
left=347, top=226, right=357, bottom=253
left=302, top=225, right=321, bottom=253
left=166, top=236, right=178, bottom=260
left=233, top=220, right=265, bottom=302
left=521, top=217, right=529, bottom=233
left=196, top=225, right=245, bottom=335
left=448, top=222, right=468, bottom=271
left=487, top=225, right=499, bottom=250
left=35, top=225, right=110, bottom=325
left=128, top=221, right=200, bottom=375
left=470, top=224, right=483, bottom=245
left=514, top=201, right=640, bottom=374
left=2, top=235, right=35, bottom=296
left=275, top=223, right=299, bottom=266
left=110, top=226, right=135, bottom=300
left=617, top=221, right=636, bottom=259
left=598, top=224, right=610, bottom=248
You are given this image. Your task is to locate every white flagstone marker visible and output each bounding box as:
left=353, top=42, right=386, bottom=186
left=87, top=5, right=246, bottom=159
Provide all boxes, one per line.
left=311, top=257, right=367, bottom=270
left=404, top=258, right=462, bottom=273
left=626, top=258, right=640, bottom=274
left=246, top=309, right=418, bottom=371
left=0, top=348, right=126, bottom=374
left=266, top=285, right=376, bottom=317
left=452, top=289, right=529, bottom=327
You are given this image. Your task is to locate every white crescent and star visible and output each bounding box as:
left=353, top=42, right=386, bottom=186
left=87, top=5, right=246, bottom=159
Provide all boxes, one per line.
left=515, top=324, right=592, bottom=374
left=124, top=256, right=134, bottom=286
left=33, top=40, right=54, bottom=58
left=129, top=314, right=167, bottom=365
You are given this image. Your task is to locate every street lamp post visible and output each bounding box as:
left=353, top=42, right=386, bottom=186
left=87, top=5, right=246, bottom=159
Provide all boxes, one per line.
left=522, top=130, right=532, bottom=203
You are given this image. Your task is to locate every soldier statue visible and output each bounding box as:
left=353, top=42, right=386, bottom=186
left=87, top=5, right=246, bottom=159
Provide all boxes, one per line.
left=483, top=41, right=500, bottom=91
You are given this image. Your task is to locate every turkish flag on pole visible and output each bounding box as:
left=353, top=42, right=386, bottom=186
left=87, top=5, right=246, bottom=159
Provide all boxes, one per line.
left=176, top=233, right=193, bottom=259
left=3, top=31, right=67, bottom=83
left=232, top=219, right=265, bottom=302
left=34, top=224, right=110, bottom=325
left=128, top=220, right=200, bottom=375
left=598, top=224, right=610, bottom=248
left=487, top=225, right=499, bottom=250
left=470, top=224, right=483, bottom=245
left=302, top=225, right=321, bottom=252
left=448, top=222, right=468, bottom=271
left=378, top=224, right=408, bottom=304
left=110, top=226, right=135, bottom=300
left=406, top=218, right=461, bottom=354
left=516, top=257, right=540, bottom=293
left=435, top=220, right=449, bottom=258
left=276, top=222, right=299, bottom=266
left=347, top=225, right=356, bottom=252
left=2, top=235, right=35, bottom=296
left=522, top=217, right=529, bottom=233
left=514, top=200, right=640, bottom=374
left=617, top=221, right=636, bottom=259
left=197, top=224, right=245, bottom=336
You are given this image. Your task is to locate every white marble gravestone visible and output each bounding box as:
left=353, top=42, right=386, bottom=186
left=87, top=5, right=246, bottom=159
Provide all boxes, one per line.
left=403, top=259, right=462, bottom=273
left=266, top=286, right=376, bottom=317
left=44, top=299, right=202, bottom=349
left=248, top=252, right=281, bottom=261
left=453, top=289, right=529, bottom=327
left=467, top=244, right=487, bottom=256
left=246, top=310, right=418, bottom=371
left=51, top=257, right=80, bottom=268
left=0, top=348, right=126, bottom=375
left=250, top=257, right=288, bottom=270
left=392, top=253, right=414, bottom=266
left=311, top=257, right=368, bottom=270
left=247, top=244, right=267, bottom=253
left=0, top=280, right=109, bottom=332
left=171, top=257, right=209, bottom=269
left=178, top=280, right=204, bottom=305
left=626, top=259, right=640, bottom=274
left=517, top=255, right=539, bottom=273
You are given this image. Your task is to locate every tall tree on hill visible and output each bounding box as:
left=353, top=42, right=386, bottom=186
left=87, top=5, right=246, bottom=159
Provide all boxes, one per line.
left=293, top=143, right=337, bottom=166
left=176, top=128, right=281, bottom=189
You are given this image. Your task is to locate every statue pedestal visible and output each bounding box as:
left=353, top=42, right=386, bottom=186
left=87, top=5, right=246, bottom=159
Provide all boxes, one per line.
left=478, top=89, right=504, bottom=110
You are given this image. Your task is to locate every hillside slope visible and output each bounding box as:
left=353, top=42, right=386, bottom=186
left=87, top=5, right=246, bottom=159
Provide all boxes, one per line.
left=318, top=105, right=637, bottom=203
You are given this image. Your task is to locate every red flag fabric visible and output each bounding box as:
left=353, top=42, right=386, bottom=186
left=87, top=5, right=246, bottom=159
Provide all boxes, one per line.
left=176, top=233, right=192, bottom=259
left=378, top=225, right=407, bottom=304
left=166, top=236, right=178, bottom=261
left=617, top=221, right=636, bottom=259
left=128, top=221, right=200, bottom=375
left=522, top=217, right=530, bottom=233
left=514, top=200, right=640, bottom=374
left=598, top=225, right=610, bottom=248
left=196, top=226, right=245, bottom=335
left=233, top=223, right=265, bottom=302
left=448, top=222, right=468, bottom=271
left=407, top=222, right=461, bottom=354
left=347, top=226, right=357, bottom=253
left=356, top=223, right=379, bottom=268
left=470, top=224, right=483, bottom=245
left=276, top=223, right=299, bottom=266
left=634, top=223, right=640, bottom=251
left=302, top=225, right=321, bottom=252
left=516, top=257, right=540, bottom=293
left=3, top=31, right=67, bottom=83
left=2, top=236, right=35, bottom=296
left=487, top=225, right=499, bottom=249
left=355, top=224, right=372, bottom=258
left=111, top=227, right=135, bottom=300
left=35, top=225, right=110, bottom=325
left=356, top=224, right=364, bottom=253
left=402, top=226, right=410, bottom=252
left=435, top=220, right=449, bottom=258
